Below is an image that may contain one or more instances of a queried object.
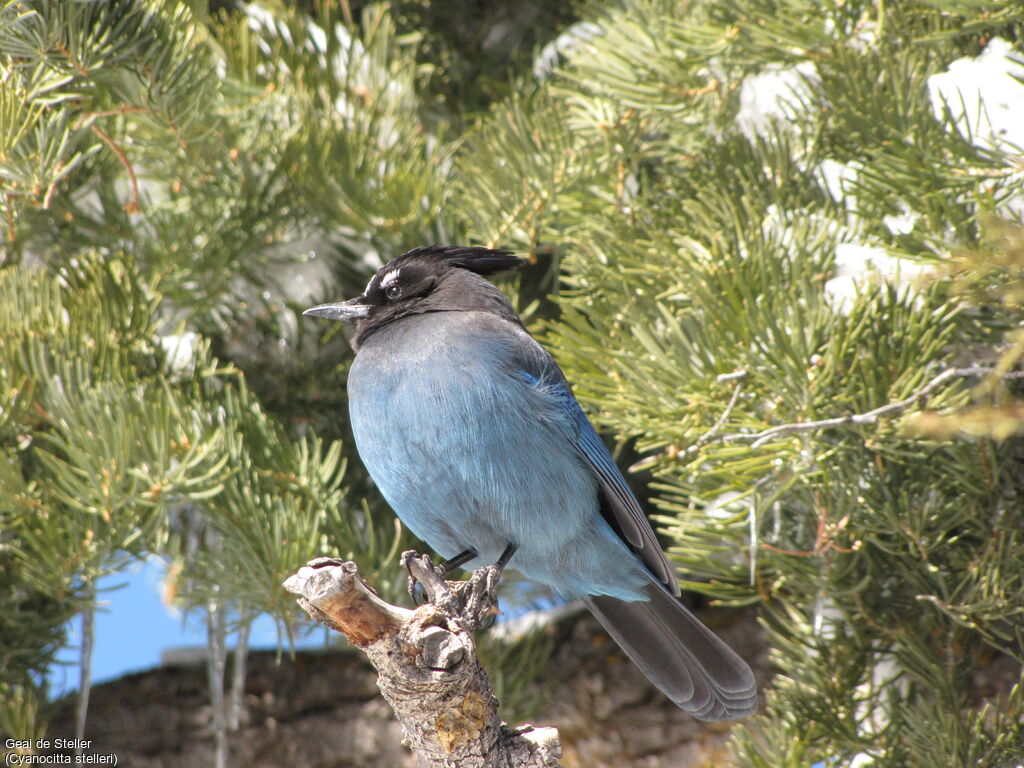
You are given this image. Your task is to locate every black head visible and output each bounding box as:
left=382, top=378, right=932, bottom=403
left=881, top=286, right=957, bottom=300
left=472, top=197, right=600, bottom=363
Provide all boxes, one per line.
left=304, top=245, right=525, bottom=350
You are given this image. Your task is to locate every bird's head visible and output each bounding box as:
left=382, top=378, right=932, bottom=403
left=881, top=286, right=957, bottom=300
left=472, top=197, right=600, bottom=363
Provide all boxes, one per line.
left=303, top=245, right=524, bottom=350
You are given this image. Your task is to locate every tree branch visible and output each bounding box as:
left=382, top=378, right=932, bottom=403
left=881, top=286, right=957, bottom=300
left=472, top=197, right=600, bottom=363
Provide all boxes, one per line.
left=719, top=366, right=1023, bottom=449
left=90, top=125, right=141, bottom=214
left=283, top=556, right=563, bottom=768
left=686, top=370, right=747, bottom=455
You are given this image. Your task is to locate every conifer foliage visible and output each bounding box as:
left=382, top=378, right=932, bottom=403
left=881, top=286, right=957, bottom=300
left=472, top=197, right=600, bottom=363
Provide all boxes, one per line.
left=2, top=1, right=1023, bottom=766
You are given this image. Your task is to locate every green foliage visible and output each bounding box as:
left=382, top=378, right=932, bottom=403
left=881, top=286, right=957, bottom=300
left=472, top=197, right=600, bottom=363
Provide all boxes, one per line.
left=213, top=2, right=451, bottom=251
left=2, top=0, right=1022, bottom=763
left=0, top=0, right=409, bottom=731
left=0, top=257, right=207, bottom=725
left=515, top=0, right=1024, bottom=763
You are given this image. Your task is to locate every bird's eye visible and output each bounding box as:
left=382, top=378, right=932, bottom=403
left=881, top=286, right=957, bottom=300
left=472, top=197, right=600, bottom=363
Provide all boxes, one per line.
left=385, top=284, right=402, bottom=300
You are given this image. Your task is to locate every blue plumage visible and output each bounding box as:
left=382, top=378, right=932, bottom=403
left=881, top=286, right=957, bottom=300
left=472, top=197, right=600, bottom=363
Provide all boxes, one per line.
left=348, top=310, right=649, bottom=601
left=305, top=245, right=757, bottom=720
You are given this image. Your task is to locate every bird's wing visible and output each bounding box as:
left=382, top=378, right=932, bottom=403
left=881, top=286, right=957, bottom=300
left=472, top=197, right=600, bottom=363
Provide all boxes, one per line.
left=507, top=326, right=680, bottom=596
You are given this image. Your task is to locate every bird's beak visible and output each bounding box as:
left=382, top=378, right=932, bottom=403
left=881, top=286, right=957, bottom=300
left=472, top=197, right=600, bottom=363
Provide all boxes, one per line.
left=303, top=297, right=370, bottom=322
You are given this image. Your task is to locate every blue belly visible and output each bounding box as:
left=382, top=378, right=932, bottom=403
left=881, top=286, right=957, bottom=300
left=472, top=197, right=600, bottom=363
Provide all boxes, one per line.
left=347, top=315, right=646, bottom=601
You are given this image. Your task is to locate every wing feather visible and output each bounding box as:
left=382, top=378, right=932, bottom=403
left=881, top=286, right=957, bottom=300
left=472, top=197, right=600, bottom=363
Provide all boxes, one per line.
left=508, top=328, right=679, bottom=596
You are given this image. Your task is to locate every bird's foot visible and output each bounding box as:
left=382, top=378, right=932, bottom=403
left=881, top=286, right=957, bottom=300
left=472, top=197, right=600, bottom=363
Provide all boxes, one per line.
left=399, top=550, right=504, bottom=630
left=461, top=542, right=512, bottom=627
left=461, top=564, right=503, bottom=628
left=400, top=550, right=448, bottom=607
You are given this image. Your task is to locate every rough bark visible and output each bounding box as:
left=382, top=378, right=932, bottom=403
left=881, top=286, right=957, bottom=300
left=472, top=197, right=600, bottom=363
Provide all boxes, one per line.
left=282, top=555, right=563, bottom=768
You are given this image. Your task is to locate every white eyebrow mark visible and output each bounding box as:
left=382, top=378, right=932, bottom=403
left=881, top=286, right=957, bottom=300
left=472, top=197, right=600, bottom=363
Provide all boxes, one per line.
left=379, top=270, right=401, bottom=289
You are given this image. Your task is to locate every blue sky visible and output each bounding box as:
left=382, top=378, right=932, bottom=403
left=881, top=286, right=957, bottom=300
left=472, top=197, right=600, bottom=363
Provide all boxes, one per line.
left=48, top=557, right=553, bottom=696
left=48, top=557, right=322, bottom=696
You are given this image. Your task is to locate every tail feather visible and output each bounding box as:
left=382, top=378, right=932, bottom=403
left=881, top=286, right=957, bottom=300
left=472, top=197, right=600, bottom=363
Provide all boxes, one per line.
left=585, top=574, right=757, bottom=721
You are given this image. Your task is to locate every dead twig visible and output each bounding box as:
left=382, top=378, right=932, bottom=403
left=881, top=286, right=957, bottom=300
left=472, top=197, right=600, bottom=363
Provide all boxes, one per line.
left=284, top=556, right=562, bottom=768
left=717, top=366, right=1022, bottom=449
left=90, top=125, right=140, bottom=214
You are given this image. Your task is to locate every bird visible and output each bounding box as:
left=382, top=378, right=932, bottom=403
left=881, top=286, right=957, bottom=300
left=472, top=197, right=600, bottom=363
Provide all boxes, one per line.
left=304, top=244, right=757, bottom=720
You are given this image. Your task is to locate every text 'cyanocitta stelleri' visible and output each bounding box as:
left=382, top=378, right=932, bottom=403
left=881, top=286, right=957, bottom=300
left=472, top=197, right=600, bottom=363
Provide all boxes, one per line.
left=305, top=245, right=756, bottom=720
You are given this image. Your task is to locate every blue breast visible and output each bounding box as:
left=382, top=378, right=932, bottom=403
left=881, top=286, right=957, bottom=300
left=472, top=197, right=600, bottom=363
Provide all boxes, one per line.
left=347, top=311, right=646, bottom=601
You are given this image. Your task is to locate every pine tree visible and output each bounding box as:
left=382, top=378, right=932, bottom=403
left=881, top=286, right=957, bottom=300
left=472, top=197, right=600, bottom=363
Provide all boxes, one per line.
left=2, top=1, right=1023, bottom=767
left=504, top=2, right=1024, bottom=765
left=0, top=0, right=418, bottom=752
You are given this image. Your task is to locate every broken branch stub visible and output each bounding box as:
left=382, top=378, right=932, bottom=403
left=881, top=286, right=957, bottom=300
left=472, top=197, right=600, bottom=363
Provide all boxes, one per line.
left=283, top=556, right=562, bottom=768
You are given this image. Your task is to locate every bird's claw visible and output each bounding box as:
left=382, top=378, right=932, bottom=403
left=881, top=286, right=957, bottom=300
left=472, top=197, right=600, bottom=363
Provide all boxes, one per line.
left=399, top=551, right=504, bottom=629
left=463, top=564, right=503, bottom=628
left=400, top=550, right=447, bottom=606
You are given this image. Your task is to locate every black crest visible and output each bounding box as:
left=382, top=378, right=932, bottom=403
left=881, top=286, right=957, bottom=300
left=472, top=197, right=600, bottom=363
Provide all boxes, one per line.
left=394, top=245, right=523, bottom=276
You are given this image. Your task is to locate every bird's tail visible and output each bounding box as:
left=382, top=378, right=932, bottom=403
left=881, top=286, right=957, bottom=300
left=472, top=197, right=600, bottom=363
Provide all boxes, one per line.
left=584, top=574, right=757, bottom=721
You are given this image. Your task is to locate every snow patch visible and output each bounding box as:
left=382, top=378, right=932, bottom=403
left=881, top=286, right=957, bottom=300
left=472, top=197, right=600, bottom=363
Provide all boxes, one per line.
left=534, top=22, right=603, bottom=80
left=704, top=490, right=752, bottom=520
left=737, top=61, right=818, bottom=139
left=818, top=159, right=859, bottom=204
left=928, top=39, right=1024, bottom=220
left=882, top=204, right=920, bottom=235
left=825, top=243, right=933, bottom=313
left=813, top=593, right=844, bottom=641
left=927, top=38, right=1024, bottom=153
left=752, top=203, right=853, bottom=261
left=158, top=332, right=199, bottom=373
left=823, top=17, right=878, bottom=52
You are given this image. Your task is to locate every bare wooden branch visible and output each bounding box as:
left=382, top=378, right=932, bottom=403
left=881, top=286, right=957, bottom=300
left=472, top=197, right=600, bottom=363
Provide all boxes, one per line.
left=684, top=372, right=747, bottom=456
left=717, top=366, right=1023, bottom=449
left=283, top=556, right=563, bottom=768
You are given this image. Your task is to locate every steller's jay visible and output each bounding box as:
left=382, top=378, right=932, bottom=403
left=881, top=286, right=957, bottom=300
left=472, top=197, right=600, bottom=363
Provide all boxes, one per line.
left=304, top=245, right=756, bottom=720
